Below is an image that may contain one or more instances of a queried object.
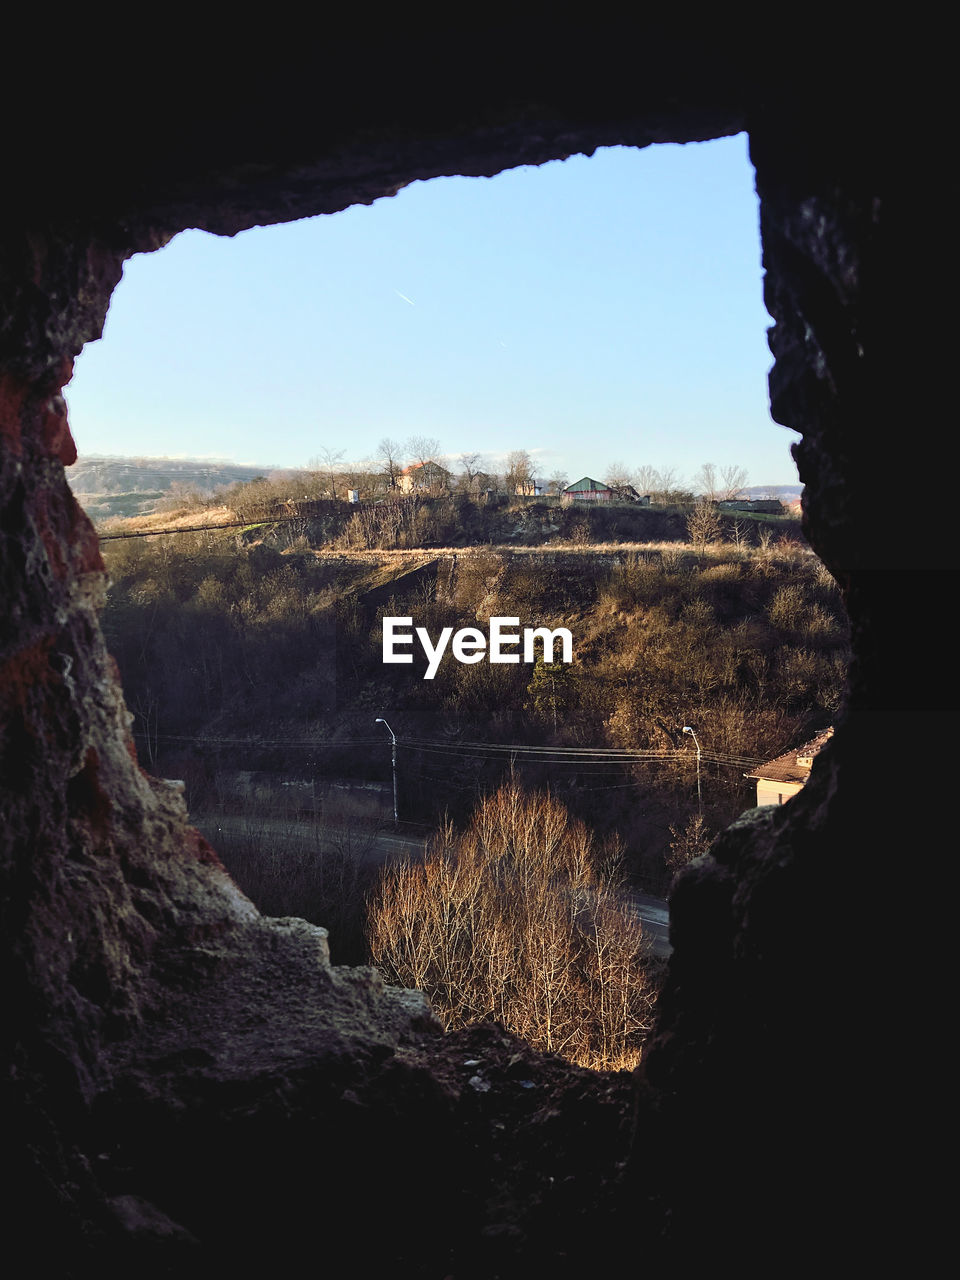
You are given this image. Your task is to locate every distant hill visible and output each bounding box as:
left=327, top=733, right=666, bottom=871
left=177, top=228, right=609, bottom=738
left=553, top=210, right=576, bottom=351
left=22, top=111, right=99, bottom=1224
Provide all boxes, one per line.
left=739, top=484, right=803, bottom=500
left=67, top=455, right=277, bottom=521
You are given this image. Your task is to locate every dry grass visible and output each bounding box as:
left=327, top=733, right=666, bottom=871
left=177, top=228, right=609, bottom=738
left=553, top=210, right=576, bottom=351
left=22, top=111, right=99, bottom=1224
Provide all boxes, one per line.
left=99, top=504, right=239, bottom=535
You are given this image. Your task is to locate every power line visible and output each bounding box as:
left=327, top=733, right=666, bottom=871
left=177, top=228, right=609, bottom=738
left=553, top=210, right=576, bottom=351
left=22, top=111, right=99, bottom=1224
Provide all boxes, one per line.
left=132, top=732, right=386, bottom=748
left=402, top=736, right=763, bottom=767
left=403, top=746, right=685, bottom=768
left=132, top=728, right=762, bottom=769
left=402, top=735, right=684, bottom=757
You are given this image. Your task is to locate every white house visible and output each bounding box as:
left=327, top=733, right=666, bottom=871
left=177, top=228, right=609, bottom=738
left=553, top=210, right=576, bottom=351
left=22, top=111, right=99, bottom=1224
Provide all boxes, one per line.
left=745, top=727, right=834, bottom=806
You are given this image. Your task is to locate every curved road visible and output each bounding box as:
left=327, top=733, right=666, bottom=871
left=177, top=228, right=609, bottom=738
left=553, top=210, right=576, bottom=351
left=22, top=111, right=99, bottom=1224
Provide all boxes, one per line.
left=195, top=811, right=671, bottom=957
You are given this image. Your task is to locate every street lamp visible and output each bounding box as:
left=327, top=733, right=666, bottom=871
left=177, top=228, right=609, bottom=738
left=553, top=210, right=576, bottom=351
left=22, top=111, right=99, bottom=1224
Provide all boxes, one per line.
left=375, top=718, right=399, bottom=828
left=682, top=725, right=702, bottom=813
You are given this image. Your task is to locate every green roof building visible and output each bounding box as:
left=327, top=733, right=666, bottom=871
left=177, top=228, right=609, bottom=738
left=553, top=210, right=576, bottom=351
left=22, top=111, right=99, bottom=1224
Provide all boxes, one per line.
left=561, top=477, right=613, bottom=503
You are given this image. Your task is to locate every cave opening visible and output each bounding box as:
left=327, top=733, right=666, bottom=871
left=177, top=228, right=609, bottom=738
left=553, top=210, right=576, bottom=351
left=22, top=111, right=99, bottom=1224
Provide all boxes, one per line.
left=1, top=43, right=921, bottom=1272
left=60, top=133, right=832, bottom=1012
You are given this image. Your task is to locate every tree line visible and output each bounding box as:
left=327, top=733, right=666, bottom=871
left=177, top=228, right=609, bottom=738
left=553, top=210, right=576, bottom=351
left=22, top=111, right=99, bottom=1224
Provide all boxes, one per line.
left=158, top=435, right=759, bottom=511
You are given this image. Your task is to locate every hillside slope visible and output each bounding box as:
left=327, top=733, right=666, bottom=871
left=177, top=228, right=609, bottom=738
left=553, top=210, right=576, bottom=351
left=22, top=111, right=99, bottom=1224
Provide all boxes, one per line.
left=101, top=524, right=846, bottom=895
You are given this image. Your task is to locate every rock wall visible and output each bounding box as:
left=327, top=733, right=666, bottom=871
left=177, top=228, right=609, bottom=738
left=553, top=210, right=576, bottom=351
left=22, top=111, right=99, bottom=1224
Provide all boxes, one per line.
left=1, top=27, right=941, bottom=1274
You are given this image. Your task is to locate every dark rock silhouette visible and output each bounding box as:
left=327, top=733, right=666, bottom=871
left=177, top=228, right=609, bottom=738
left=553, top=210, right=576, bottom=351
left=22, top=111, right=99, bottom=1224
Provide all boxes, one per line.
left=1, top=24, right=941, bottom=1276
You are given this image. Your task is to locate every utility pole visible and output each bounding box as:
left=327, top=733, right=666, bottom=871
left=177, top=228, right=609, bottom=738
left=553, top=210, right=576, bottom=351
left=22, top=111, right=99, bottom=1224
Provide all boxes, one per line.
left=682, top=725, right=702, bottom=814
left=375, top=717, right=399, bottom=828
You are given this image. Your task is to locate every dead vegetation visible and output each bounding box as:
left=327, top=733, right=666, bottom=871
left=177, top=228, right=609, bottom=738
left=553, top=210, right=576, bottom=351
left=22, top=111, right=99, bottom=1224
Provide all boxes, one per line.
left=368, top=785, right=657, bottom=1071
left=101, top=528, right=847, bottom=893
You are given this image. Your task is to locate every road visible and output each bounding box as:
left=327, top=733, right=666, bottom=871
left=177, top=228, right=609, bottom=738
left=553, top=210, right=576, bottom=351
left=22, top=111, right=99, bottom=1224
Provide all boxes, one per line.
left=194, top=811, right=671, bottom=957
left=630, top=892, right=672, bottom=959
left=194, top=811, right=429, bottom=868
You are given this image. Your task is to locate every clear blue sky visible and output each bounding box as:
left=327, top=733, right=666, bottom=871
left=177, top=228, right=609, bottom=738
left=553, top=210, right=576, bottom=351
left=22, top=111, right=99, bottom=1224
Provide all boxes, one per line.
left=65, top=134, right=800, bottom=488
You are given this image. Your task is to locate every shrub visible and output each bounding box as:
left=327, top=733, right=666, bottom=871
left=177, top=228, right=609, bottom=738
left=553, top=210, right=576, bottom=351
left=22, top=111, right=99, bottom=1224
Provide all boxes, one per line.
left=768, top=583, right=808, bottom=631
left=367, top=785, right=655, bottom=1070
left=599, top=554, right=663, bottom=612
left=667, top=812, right=713, bottom=878
left=686, top=500, right=722, bottom=548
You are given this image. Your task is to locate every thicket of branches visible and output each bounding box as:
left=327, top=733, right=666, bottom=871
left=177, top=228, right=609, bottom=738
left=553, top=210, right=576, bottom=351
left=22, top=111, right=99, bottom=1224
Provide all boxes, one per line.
left=367, top=785, right=656, bottom=1071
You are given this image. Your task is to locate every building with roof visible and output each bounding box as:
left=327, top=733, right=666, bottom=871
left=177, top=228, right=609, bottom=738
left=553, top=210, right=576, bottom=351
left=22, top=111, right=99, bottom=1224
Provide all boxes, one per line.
left=745, top=727, right=834, bottom=806
left=396, top=460, right=452, bottom=494
left=561, top=477, right=614, bottom=504
left=610, top=483, right=648, bottom=504
left=716, top=498, right=785, bottom=513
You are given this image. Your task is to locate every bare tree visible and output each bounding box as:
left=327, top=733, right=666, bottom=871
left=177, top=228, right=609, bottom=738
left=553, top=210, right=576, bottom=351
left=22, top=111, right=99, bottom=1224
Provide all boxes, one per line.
left=687, top=498, right=722, bottom=549
left=310, top=447, right=346, bottom=500
left=667, top=813, right=713, bottom=879
left=505, top=449, right=535, bottom=494
left=401, top=435, right=446, bottom=493
left=692, top=462, right=719, bottom=501
left=405, top=435, right=442, bottom=468
left=376, top=437, right=405, bottom=490
left=692, top=462, right=748, bottom=501
left=343, top=461, right=378, bottom=499
left=547, top=469, right=569, bottom=495
left=728, top=515, right=752, bottom=552
left=652, top=466, right=687, bottom=503
left=456, top=451, right=486, bottom=494
left=604, top=461, right=632, bottom=489
left=368, top=785, right=655, bottom=1071
left=633, top=464, right=661, bottom=497
left=718, top=464, right=749, bottom=501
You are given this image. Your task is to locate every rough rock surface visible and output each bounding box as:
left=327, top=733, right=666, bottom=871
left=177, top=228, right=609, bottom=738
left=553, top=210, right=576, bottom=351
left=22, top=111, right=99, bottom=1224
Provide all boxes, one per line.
left=1, top=25, right=944, bottom=1276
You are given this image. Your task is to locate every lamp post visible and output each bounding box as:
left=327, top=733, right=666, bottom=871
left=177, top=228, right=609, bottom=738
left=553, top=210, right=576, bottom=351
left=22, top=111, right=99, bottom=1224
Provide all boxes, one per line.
left=375, top=718, right=399, bottom=828
left=682, top=725, right=702, bottom=813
